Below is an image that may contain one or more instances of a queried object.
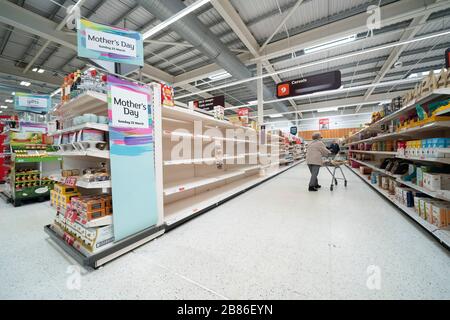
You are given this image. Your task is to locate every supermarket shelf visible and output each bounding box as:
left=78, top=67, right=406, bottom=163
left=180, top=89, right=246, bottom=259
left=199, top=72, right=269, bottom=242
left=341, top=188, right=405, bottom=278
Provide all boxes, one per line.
left=349, top=150, right=397, bottom=155
left=346, top=121, right=450, bottom=146
left=350, top=158, right=401, bottom=179
left=15, top=156, right=63, bottom=163
left=48, top=123, right=109, bottom=136
left=49, top=174, right=111, bottom=189
left=347, top=88, right=450, bottom=142
left=44, top=224, right=165, bottom=268
left=399, top=180, right=450, bottom=202
left=53, top=91, right=107, bottom=117
left=162, top=105, right=255, bottom=132
left=164, top=154, right=251, bottom=166
left=396, top=155, right=450, bottom=164
left=164, top=170, right=248, bottom=196
left=435, top=107, right=450, bottom=117
left=348, top=166, right=450, bottom=249
left=49, top=150, right=110, bottom=159
left=164, top=160, right=303, bottom=228
left=163, top=130, right=257, bottom=144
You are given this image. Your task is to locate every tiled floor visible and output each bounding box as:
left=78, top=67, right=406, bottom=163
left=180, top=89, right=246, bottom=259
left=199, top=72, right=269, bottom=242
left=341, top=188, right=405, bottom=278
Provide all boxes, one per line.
left=1, top=164, right=449, bottom=299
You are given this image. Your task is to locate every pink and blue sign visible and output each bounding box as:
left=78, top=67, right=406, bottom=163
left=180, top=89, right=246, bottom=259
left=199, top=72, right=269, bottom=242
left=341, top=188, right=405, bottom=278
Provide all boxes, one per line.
left=77, top=19, right=144, bottom=66
left=14, top=93, right=51, bottom=114
left=107, top=75, right=157, bottom=241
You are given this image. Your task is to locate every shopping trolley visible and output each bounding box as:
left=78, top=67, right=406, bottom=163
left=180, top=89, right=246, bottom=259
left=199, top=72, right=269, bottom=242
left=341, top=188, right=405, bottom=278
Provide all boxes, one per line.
left=323, top=154, right=348, bottom=191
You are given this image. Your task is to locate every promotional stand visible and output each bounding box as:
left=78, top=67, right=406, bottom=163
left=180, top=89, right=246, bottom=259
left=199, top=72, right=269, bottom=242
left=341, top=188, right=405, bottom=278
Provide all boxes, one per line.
left=44, top=82, right=165, bottom=268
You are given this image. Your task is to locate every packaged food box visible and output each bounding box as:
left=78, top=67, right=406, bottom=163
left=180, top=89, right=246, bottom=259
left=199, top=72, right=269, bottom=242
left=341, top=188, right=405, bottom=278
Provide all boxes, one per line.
left=84, top=208, right=106, bottom=221
left=423, top=173, right=450, bottom=191
left=431, top=202, right=450, bottom=228
left=359, top=166, right=372, bottom=175
left=54, top=183, right=78, bottom=195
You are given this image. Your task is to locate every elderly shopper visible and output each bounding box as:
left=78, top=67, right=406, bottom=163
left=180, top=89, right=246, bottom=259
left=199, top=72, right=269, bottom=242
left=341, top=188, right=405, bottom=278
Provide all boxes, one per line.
left=306, top=132, right=331, bottom=191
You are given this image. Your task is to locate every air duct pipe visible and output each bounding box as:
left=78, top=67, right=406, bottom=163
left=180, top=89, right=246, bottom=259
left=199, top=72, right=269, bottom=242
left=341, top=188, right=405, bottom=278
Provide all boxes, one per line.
left=138, top=0, right=293, bottom=120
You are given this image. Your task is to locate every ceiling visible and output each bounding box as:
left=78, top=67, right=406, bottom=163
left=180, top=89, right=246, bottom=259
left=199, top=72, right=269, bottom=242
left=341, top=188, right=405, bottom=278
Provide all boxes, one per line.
left=0, top=0, right=449, bottom=129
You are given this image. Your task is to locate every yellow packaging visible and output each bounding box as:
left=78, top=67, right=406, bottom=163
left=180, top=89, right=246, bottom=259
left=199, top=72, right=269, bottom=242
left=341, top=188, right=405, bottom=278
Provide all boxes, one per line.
left=54, top=183, right=78, bottom=195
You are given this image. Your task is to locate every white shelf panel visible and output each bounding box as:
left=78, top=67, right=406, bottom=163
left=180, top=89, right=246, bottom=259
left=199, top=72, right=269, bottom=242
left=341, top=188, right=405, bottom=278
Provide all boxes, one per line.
left=49, top=174, right=111, bottom=189
left=163, top=130, right=256, bottom=144
left=164, top=154, right=252, bottom=166
left=349, top=166, right=450, bottom=247
left=350, top=158, right=401, bottom=179
left=48, top=123, right=109, bottom=136
left=162, top=106, right=255, bottom=132
left=347, top=88, right=450, bottom=142
left=400, top=180, right=450, bottom=202
left=53, top=91, right=108, bottom=117
left=396, top=155, right=450, bottom=164
left=346, top=121, right=450, bottom=146
left=350, top=150, right=397, bottom=155
left=164, top=170, right=248, bottom=196
left=49, top=150, right=110, bottom=159
left=164, top=161, right=301, bottom=226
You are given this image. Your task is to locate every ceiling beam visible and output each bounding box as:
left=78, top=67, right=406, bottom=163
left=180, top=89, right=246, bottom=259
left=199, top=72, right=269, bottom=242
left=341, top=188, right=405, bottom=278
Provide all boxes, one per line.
left=0, top=64, right=61, bottom=86
left=173, top=0, right=450, bottom=86
left=0, top=0, right=174, bottom=84
left=356, top=11, right=433, bottom=112
left=211, top=0, right=301, bottom=118
left=0, top=0, right=77, bottom=50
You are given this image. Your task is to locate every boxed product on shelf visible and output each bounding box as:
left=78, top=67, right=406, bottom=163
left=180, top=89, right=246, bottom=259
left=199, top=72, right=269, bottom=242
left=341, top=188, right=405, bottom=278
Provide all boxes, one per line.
left=431, top=202, right=450, bottom=228
left=422, top=172, right=450, bottom=191
left=359, top=166, right=372, bottom=175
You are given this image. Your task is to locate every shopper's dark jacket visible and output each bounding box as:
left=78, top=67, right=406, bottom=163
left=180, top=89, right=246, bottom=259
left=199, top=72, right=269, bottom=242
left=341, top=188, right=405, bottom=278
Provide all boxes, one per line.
left=328, top=143, right=340, bottom=155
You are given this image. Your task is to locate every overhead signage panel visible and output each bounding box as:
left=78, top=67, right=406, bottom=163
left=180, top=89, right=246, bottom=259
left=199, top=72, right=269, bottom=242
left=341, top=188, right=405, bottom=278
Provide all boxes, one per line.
left=276, top=70, right=342, bottom=99
left=77, top=19, right=144, bottom=66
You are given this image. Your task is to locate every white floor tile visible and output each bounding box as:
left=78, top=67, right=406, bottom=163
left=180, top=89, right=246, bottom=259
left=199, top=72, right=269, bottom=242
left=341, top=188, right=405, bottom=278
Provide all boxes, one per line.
left=0, top=164, right=449, bottom=299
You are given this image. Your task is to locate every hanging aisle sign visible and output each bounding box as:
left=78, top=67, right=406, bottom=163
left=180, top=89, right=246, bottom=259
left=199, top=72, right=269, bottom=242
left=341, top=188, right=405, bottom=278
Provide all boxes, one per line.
left=276, top=70, right=341, bottom=98
left=77, top=19, right=144, bottom=66
left=319, top=118, right=330, bottom=130
left=107, top=75, right=158, bottom=241
left=290, top=126, right=298, bottom=136
left=14, top=93, right=51, bottom=114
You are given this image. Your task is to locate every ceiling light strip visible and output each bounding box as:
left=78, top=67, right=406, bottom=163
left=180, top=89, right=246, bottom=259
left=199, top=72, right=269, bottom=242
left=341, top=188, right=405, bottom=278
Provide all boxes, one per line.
left=176, top=29, right=450, bottom=99
left=143, top=0, right=211, bottom=39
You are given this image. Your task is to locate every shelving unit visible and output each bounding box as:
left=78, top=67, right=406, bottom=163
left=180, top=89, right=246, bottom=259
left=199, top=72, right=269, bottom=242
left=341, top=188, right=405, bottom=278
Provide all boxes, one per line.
left=344, top=84, right=450, bottom=250
left=160, top=105, right=299, bottom=227
left=348, top=166, right=450, bottom=248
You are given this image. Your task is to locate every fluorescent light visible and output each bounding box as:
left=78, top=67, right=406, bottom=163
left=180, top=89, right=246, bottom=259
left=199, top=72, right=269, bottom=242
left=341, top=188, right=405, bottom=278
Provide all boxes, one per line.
left=304, top=34, right=357, bottom=54
left=0, top=105, right=8, bottom=109
left=32, top=67, right=38, bottom=72
left=142, top=0, right=211, bottom=39
left=20, top=81, right=31, bottom=86
left=50, top=88, right=61, bottom=97
left=317, top=107, right=339, bottom=113
left=5, top=99, right=13, bottom=103
left=208, top=71, right=231, bottom=81
left=247, top=100, right=258, bottom=105
left=407, top=73, right=419, bottom=79
left=176, top=29, right=450, bottom=100
left=38, top=69, right=45, bottom=73
left=11, top=92, right=15, bottom=95
left=268, top=114, right=283, bottom=118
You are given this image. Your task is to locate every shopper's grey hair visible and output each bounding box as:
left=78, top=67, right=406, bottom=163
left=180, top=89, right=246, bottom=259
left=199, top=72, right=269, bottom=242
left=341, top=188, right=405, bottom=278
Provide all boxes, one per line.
left=312, top=132, right=322, bottom=140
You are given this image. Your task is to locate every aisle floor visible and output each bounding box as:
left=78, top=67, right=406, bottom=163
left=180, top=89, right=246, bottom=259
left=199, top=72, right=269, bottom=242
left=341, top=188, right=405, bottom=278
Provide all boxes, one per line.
left=1, top=163, right=449, bottom=299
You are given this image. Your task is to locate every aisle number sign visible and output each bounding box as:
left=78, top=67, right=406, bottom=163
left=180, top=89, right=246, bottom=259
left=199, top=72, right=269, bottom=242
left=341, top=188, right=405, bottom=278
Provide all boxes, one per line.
left=14, top=93, right=51, bottom=114
left=77, top=19, right=144, bottom=66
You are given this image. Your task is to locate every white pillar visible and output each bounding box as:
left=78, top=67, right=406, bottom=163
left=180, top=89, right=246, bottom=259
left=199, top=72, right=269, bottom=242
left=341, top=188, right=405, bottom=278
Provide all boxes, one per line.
left=257, top=62, right=263, bottom=126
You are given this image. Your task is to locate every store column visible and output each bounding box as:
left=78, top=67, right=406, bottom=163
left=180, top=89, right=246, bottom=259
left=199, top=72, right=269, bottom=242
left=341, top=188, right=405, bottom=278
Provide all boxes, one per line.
left=257, top=62, right=263, bottom=126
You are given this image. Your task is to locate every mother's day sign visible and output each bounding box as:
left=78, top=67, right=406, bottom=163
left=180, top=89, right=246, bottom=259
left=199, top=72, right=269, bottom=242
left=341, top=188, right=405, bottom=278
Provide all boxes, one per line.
left=77, top=19, right=143, bottom=66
